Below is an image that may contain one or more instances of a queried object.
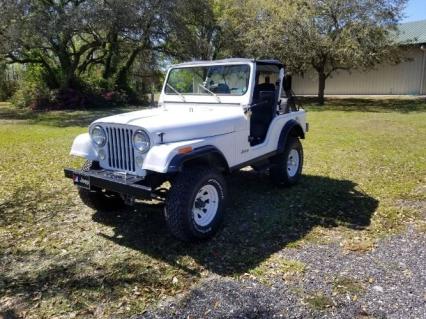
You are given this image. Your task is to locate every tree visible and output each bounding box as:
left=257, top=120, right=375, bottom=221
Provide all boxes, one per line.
left=0, top=0, right=103, bottom=89
left=161, top=0, right=225, bottom=61
left=98, top=0, right=173, bottom=91
left=227, top=0, right=406, bottom=104
left=0, top=0, right=176, bottom=107
left=0, top=0, right=233, bottom=96
left=0, top=62, right=18, bottom=100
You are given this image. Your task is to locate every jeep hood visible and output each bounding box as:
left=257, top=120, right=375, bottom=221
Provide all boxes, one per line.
left=93, top=106, right=246, bottom=143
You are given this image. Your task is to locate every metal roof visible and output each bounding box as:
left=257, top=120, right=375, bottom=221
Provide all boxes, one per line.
left=397, top=20, right=426, bottom=44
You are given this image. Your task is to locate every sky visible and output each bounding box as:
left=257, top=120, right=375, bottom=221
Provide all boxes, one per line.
left=403, top=0, right=426, bottom=22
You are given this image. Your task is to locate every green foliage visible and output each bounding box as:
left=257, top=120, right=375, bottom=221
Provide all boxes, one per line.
left=0, top=0, right=173, bottom=108
left=10, top=65, right=52, bottom=108
left=305, top=293, right=334, bottom=310
left=332, top=277, right=364, bottom=295
left=165, top=0, right=223, bottom=60
left=222, top=0, right=407, bottom=104
left=0, top=0, right=409, bottom=108
left=10, top=82, right=49, bottom=109
left=8, top=63, right=145, bottom=109
left=81, top=73, right=115, bottom=96
left=0, top=63, right=18, bottom=100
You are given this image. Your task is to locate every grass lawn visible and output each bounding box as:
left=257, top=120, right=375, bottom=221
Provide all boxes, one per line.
left=0, top=99, right=425, bottom=318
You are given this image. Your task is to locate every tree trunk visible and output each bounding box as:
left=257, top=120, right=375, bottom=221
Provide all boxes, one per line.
left=115, top=47, right=142, bottom=90
left=318, top=71, right=326, bottom=106
left=103, top=31, right=119, bottom=80
left=57, top=48, right=78, bottom=89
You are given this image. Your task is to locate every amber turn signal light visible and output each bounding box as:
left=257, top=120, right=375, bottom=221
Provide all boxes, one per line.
left=178, top=146, right=193, bottom=154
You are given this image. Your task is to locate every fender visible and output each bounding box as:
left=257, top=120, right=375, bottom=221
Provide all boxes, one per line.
left=277, top=119, right=305, bottom=153
left=70, top=133, right=97, bottom=160
left=167, top=145, right=229, bottom=173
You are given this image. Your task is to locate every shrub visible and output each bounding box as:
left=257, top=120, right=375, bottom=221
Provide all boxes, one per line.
left=0, top=63, right=18, bottom=101
left=0, top=80, right=18, bottom=101
left=10, top=65, right=53, bottom=109
left=10, top=65, right=145, bottom=110
left=11, top=78, right=52, bottom=109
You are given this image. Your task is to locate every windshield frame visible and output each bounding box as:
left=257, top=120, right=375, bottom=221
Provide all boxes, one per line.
left=163, top=63, right=252, bottom=97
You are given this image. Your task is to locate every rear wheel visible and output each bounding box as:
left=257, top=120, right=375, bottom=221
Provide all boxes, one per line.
left=77, top=161, right=125, bottom=212
left=270, top=137, right=303, bottom=186
left=164, top=166, right=227, bottom=242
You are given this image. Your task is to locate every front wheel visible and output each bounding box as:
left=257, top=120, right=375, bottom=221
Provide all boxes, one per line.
left=164, top=166, right=227, bottom=242
left=270, top=137, right=304, bottom=186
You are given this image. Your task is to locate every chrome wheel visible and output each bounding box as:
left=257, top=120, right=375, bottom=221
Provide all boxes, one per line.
left=192, top=184, right=219, bottom=227
left=287, top=149, right=300, bottom=177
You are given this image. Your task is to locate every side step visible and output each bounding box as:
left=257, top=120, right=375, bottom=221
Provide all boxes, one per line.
left=251, top=159, right=272, bottom=172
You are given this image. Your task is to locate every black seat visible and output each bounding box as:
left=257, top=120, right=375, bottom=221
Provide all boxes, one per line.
left=250, top=91, right=276, bottom=145
left=253, top=82, right=275, bottom=101
left=211, top=83, right=230, bottom=94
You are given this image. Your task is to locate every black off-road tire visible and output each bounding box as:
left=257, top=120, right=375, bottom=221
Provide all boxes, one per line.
left=78, top=161, right=125, bottom=212
left=164, top=166, right=227, bottom=242
left=270, top=137, right=304, bottom=186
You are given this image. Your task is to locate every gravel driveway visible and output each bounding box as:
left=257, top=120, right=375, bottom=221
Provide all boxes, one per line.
left=138, top=227, right=425, bottom=319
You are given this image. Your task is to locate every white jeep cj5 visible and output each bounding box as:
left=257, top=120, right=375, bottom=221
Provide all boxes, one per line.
left=65, top=58, right=308, bottom=241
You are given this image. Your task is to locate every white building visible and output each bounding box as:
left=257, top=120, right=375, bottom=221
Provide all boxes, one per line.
left=293, top=20, right=426, bottom=96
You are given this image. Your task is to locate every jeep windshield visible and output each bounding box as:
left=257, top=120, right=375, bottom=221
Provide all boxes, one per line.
left=165, top=64, right=250, bottom=96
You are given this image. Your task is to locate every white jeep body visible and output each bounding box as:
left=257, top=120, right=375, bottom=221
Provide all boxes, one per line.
left=69, top=58, right=307, bottom=177
left=66, top=58, right=308, bottom=241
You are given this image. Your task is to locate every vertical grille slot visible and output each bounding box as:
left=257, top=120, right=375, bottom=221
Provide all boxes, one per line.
left=129, top=129, right=135, bottom=171
left=105, top=126, right=135, bottom=172
left=107, top=127, right=112, bottom=167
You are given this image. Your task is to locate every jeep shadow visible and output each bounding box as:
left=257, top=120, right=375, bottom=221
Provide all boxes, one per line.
left=92, top=171, right=378, bottom=276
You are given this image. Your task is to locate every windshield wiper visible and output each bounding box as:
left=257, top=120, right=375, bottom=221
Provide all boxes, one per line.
left=167, top=83, right=186, bottom=102
left=198, top=83, right=221, bottom=103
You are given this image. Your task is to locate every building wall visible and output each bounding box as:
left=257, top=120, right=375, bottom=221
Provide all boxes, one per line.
left=292, top=47, right=426, bottom=95
left=422, top=49, right=426, bottom=94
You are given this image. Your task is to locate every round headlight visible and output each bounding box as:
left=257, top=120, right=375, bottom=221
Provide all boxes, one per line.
left=91, top=125, right=107, bottom=147
left=133, top=130, right=150, bottom=153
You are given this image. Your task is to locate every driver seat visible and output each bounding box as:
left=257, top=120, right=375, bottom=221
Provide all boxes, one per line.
left=250, top=91, right=276, bottom=146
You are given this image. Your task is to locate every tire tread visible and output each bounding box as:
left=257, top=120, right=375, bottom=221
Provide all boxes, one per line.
left=270, top=137, right=303, bottom=186
left=165, top=166, right=226, bottom=241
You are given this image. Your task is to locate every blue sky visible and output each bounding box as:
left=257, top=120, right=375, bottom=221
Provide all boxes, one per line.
left=403, top=0, right=426, bottom=22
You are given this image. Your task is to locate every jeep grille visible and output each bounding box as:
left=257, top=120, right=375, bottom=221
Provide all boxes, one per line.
left=105, top=126, right=135, bottom=172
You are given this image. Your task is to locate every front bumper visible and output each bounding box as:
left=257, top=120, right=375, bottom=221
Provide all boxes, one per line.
left=64, top=168, right=152, bottom=199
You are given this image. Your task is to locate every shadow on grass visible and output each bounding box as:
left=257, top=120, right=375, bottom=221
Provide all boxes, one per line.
left=0, top=186, right=63, bottom=226
left=0, top=171, right=378, bottom=317
left=0, top=309, right=22, bottom=319
left=0, top=105, right=146, bottom=127
left=299, top=97, right=426, bottom=113
left=94, top=171, right=378, bottom=276
left=0, top=253, right=171, bottom=315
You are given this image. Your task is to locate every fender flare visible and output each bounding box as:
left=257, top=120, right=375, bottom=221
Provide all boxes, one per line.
left=167, top=145, right=229, bottom=173
left=277, top=119, right=305, bottom=153
left=70, top=133, right=98, bottom=160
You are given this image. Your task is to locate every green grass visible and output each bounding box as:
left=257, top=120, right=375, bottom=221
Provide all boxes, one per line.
left=332, top=277, right=364, bottom=295
left=304, top=292, right=334, bottom=310
left=0, top=103, right=143, bottom=127
left=249, top=254, right=306, bottom=284
left=0, top=99, right=425, bottom=318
